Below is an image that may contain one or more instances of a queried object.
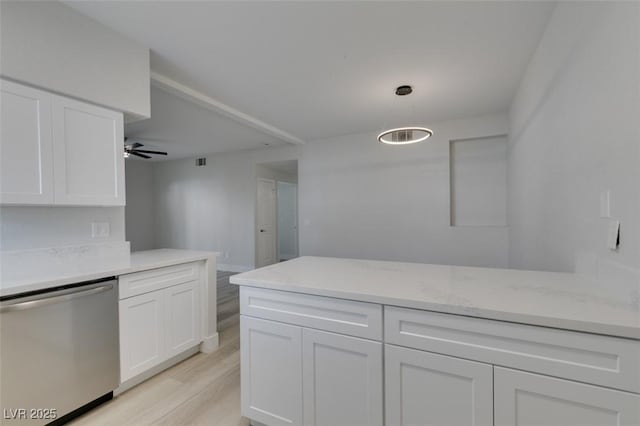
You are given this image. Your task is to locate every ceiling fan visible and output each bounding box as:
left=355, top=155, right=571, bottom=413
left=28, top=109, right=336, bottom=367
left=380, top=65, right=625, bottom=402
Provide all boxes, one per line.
left=124, top=137, right=168, bottom=159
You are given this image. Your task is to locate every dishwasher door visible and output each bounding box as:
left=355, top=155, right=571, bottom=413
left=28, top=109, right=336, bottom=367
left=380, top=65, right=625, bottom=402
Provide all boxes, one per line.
left=0, top=278, right=119, bottom=425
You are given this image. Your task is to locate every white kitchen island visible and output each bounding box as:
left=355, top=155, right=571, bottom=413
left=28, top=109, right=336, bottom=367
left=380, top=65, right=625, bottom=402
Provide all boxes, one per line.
left=231, top=256, right=640, bottom=426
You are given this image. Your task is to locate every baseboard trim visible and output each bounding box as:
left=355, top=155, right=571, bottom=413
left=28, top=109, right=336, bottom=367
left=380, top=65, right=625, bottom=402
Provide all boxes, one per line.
left=115, top=345, right=200, bottom=396
left=218, top=263, right=253, bottom=273
left=200, top=332, right=220, bottom=353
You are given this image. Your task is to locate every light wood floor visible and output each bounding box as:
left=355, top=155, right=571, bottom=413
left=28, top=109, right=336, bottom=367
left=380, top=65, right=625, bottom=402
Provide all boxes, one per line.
left=71, top=272, right=249, bottom=426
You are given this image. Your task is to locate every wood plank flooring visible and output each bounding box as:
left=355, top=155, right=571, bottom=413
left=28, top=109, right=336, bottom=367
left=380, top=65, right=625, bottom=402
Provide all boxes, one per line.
left=70, top=271, right=248, bottom=426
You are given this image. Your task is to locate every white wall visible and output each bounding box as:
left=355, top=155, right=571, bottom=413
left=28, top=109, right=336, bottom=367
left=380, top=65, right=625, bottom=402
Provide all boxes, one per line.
left=125, top=161, right=156, bottom=251
left=152, top=146, right=299, bottom=271
left=151, top=114, right=509, bottom=271
left=299, top=115, right=508, bottom=267
left=508, top=2, right=640, bottom=284
left=0, top=206, right=125, bottom=250
left=0, top=1, right=150, bottom=121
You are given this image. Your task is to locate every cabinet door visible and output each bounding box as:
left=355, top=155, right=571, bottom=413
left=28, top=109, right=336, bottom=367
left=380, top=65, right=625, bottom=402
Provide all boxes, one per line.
left=165, top=281, right=201, bottom=359
left=303, top=328, right=383, bottom=426
left=52, top=95, right=125, bottom=205
left=240, top=316, right=302, bottom=426
left=495, top=367, right=640, bottom=426
left=0, top=79, right=54, bottom=204
left=385, top=344, right=493, bottom=426
left=119, top=292, right=165, bottom=382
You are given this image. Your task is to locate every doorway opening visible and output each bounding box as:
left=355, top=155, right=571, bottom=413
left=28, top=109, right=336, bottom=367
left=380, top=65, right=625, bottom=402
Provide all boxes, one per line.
left=255, top=160, right=299, bottom=268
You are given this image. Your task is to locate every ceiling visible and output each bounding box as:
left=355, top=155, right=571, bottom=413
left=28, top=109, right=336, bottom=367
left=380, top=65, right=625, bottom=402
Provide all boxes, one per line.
left=261, top=160, right=299, bottom=176
left=65, top=1, right=555, bottom=156
left=125, top=86, right=284, bottom=160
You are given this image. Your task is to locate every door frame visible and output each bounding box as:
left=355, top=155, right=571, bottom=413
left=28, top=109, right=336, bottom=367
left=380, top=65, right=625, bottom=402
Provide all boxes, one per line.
left=276, top=181, right=299, bottom=260
left=255, top=177, right=278, bottom=268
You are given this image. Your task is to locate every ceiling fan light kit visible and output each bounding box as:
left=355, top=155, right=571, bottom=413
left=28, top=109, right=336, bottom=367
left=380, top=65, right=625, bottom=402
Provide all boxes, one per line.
left=378, top=85, right=433, bottom=145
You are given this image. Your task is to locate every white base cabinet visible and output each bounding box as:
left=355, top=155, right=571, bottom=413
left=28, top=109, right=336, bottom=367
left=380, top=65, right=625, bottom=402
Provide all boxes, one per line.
left=165, top=281, right=201, bottom=358
left=494, top=367, right=640, bottom=426
left=385, top=344, right=493, bottom=426
left=239, top=287, right=384, bottom=426
left=238, top=286, right=640, bottom=426
left=119, top=263, right=202, bottom=384
left=303, top=329, right=382, bottom=426
left=119, top=290, right=165, bottom=381
left=241, top=316, right=303, bottom=426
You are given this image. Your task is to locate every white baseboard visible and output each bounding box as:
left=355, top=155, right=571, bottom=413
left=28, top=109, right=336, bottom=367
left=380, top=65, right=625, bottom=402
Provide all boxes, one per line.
left=200, top=332, right=220, bottom=353
left=217, top=263, right=254, bottom=273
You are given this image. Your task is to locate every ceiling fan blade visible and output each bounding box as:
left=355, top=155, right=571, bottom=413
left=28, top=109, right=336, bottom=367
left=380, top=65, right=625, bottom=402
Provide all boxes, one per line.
left=129, top=151, right=151, bottom=159
left=132, top=149, right=168, bottom=156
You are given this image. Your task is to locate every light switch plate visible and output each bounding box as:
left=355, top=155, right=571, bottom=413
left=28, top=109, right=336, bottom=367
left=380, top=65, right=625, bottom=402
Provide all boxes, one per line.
left=607, top=220, right=620, bottom=250
left=600, top=190, right=611, bottom=218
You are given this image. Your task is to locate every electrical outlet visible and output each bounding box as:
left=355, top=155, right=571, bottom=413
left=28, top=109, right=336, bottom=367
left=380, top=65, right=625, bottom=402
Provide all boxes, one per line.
left=91, top=222, right=110, bottom=238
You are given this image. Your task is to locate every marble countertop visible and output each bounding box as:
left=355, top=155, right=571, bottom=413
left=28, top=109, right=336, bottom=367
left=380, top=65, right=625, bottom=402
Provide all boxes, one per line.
left=1, top=244, right=218, bottom=297
left=231, top=256, right=640, bottom=339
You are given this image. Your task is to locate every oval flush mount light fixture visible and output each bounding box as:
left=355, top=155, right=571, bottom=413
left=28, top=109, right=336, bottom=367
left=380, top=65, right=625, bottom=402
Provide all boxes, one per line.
left=377, top=85, right=433, bottom=145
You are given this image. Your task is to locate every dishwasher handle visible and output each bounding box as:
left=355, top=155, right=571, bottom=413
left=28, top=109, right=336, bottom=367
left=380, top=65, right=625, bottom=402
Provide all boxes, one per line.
left=0, top=283, right=114, bottom=313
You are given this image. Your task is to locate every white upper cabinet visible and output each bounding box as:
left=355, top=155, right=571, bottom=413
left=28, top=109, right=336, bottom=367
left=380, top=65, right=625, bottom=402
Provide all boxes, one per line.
left=0, top=80, right=54, bottom=204
left=52, top=96, right=125, bottom=205
left=0, top=79, right=125, bottom=206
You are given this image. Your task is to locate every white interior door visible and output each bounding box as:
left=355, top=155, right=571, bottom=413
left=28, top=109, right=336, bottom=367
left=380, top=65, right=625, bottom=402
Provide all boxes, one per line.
left=256, top=178, right=277, bottom=267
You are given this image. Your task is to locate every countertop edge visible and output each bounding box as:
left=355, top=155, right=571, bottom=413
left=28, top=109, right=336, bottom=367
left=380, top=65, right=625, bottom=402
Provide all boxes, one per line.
left=1, top=250, right=219, bottom=298
left=230, top=277, right=640, bottom=341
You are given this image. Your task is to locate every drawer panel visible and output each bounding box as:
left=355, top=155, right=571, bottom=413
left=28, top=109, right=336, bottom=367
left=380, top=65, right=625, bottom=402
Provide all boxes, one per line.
left=385, top=306, right=640, bottom=393
left=240, top=286, right=382, bottom=340
left=119, top=262, right=200, bottom=299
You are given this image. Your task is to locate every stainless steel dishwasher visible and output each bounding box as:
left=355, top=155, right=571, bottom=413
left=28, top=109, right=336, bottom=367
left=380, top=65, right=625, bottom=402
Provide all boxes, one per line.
left=0, top=277, right=119, bottom=425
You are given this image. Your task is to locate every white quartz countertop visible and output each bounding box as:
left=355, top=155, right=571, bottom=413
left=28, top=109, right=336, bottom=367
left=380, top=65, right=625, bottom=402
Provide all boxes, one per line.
left=1, top=246, right=218, bottom=297
left=231, top=256, right=640, bottom=340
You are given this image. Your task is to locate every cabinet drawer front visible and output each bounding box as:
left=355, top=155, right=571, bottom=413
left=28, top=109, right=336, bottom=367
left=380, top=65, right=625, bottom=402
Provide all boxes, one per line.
left=119, top=262, right=200, bottom=299
left=385, top=306, right=640, bottom=393
left=240, top=287, right=383, bottom=340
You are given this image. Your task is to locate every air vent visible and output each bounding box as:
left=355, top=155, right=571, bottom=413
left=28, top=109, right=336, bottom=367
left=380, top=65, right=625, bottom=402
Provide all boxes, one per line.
left=196, top=157, right=207, bottom=167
